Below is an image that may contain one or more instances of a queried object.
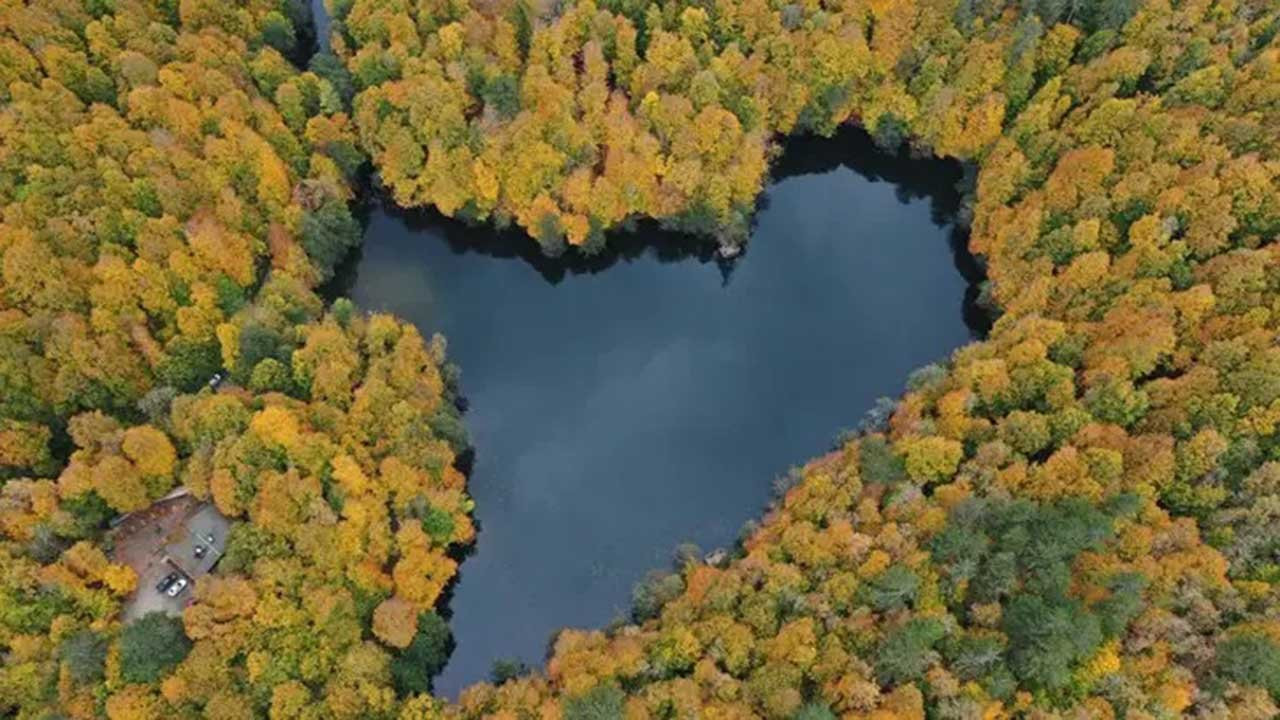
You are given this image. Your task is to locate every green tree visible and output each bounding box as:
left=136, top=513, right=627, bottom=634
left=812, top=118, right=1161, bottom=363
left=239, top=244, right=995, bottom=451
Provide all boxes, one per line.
left=300, top=201, right=362, bottom=279
left=793, top=702, right=837, bottom=720
left=391, top=611, right=452, bottom=696
left=1215, top=632, right=1280, bottom=701
left=866, top=565, right=920, bottom=612
left=490, top=657, right=530, bottom=684
left=631, top=570, right=684, bottom=622
left=1002, top=595, right=1102, bottom=694
left=157, top=338, right=222, bottom=391
left=875, top=618, right=947, bottom=685
left=260, top=11, right=297, bottom=55
left=59, top=629, right=107, bottom=684
left=563, top=684, right=625, bottom=720
left=310, top=52, right=355, bottom=103
left=119, top=612, right=192, bottom=683
left=249, top=358, right=292, bottom=393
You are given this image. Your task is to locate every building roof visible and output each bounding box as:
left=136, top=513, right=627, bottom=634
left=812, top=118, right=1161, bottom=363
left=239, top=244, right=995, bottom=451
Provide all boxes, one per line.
left=162, top=503, right=229, bottom=577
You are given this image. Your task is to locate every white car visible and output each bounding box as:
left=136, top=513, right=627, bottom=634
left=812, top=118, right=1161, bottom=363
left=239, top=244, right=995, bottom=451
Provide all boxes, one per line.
left=165, top=576, right=189, bottom=597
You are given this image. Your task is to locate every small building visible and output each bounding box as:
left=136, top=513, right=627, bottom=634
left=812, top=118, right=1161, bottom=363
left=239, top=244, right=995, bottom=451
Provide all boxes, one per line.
left=110, top=491, right=231, bottom=620
left=160, top=503, right=226, bottom=578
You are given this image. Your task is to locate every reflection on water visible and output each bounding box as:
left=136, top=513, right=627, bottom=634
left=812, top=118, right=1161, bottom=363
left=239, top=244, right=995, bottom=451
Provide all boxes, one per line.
left=344, top=126, right=985, bottom=697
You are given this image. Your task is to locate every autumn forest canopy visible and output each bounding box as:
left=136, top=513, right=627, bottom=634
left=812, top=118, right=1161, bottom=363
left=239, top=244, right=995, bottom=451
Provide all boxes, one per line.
left=1, top=0, right=1280, bottom=717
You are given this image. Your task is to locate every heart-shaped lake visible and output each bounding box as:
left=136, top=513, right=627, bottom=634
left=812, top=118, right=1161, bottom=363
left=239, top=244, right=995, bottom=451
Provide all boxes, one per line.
left=339, top=126, right=986, bottom=696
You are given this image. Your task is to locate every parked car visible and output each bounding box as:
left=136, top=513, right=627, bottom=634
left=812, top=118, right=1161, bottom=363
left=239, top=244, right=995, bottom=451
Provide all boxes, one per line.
left=207, top=371, right=226, bottom=390
left=203, top=533, right=216, bottom=545
left=155, top=572, right=178, bottom=593
left=193, top=544, right=207, bottom=559
left=165, top=576, right=189, bottom=597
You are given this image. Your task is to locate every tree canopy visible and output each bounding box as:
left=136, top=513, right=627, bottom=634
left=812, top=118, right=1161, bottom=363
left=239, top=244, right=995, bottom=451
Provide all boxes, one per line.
left=2, top=0, right=1280, bottom=717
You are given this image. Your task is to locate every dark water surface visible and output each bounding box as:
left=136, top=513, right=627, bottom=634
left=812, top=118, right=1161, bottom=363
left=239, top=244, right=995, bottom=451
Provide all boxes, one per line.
left=309, top=0, right=331, bottom=52
left=342, top=128, right=984, bottom=696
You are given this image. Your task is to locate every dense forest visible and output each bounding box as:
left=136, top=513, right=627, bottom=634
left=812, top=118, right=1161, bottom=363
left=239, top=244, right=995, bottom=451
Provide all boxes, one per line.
left=2, top=0, right=1280, bottom=717
left=0, top=0, right=471, bottom=716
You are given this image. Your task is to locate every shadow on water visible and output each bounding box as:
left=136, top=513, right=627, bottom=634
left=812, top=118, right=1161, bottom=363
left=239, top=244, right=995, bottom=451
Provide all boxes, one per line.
left=326, top=195, right=733, bottom=294
left=327, top=125, right=991, bottom=337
